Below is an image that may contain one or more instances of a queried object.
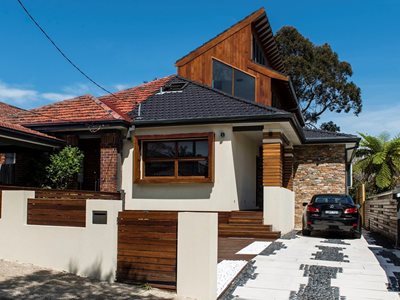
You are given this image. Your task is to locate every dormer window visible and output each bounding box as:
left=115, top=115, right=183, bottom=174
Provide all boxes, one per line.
left=212, top=59, right=255, bottom=102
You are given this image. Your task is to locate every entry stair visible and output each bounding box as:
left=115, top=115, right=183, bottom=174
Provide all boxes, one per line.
left=218, top=211, right=281, bottom=239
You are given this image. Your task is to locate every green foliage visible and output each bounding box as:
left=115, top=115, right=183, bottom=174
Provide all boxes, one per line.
left=320, top=121, right=341, bottom=133
left=275, top=26, right=362, bottom=126
left=46, top=146, right=84, bottom=189
left=354, top=133, right=400, bottom=193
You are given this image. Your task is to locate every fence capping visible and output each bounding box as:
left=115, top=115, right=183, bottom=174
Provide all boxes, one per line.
left=367, top=190, right=393, bottom=201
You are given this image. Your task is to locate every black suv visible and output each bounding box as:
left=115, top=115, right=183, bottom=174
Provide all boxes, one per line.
left=302, top=194, right=362, bottom=238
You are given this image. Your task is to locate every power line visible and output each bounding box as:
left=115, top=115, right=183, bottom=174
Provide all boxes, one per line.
left=16, top=0, right=119, bottom=99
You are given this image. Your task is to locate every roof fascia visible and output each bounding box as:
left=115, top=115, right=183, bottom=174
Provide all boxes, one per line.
left=0, top=127, right=64, bottom=148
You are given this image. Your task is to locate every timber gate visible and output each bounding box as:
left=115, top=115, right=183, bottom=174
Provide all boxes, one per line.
left=116, top=211, right=178, bottom=290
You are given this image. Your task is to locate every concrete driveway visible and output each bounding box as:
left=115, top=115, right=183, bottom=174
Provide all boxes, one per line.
left=223, top=231, right=400, bottom=300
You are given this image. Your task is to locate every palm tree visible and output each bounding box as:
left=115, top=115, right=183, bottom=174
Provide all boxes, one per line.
left=355, top=133, right=400, bottom=192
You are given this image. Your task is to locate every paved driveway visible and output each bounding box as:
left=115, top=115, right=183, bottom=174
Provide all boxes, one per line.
left=224, top=231, right=400, bottom=300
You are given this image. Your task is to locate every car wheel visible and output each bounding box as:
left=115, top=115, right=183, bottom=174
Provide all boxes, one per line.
left=302, top=228, right=311, bottom=236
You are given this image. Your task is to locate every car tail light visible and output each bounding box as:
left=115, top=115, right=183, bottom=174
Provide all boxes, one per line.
left=344, top=207, right=358, bottom=214
left=307, top=206, right=320, bottom=213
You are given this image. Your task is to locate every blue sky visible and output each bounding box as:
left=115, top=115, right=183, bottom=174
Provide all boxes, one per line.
left=0, top=0, right=399, bottom=136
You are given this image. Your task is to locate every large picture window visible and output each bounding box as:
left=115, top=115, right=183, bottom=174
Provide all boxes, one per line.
left=134, top=133, right=214, bottom=183
left=212, top=59, right=255, bottom=102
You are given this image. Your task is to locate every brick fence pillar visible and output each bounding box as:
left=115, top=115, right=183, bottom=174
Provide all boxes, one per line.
left=100, top=132, right=120, bottom=192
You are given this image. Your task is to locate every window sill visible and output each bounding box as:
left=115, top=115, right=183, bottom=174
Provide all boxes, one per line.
left=134, top=177, right=214, bottom=184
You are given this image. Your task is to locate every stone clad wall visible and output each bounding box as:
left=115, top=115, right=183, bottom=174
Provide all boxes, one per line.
left=293, top=144, right=346, bottom=228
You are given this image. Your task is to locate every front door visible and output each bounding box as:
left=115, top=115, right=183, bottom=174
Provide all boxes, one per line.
left=79, top=139, right=100, bottom=191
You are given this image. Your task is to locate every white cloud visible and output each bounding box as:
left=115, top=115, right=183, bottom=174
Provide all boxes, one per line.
left=0, top=80, right=76, bottom=109
left=62, top=83, right=98, bottom=96
left=41, top=93, right=76, bottom=102
left=320, top=104, right=400, bottom=137
left=114, top=83, right=132, bottom=91
left=0, top=82, right=38, bottom=105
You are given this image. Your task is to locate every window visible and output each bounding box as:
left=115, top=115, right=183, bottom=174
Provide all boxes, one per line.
left=212, top=59, right=255, bottom=102
left=252, top=35, right=268, bottom=67
left=5, top=153, right=16, bottom=165
left=134, top=133, right=214, bottom=183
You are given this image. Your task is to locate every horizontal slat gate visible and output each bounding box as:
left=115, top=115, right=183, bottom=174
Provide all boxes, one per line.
left=27, top=199, right=86, bottom=227
left=117, top=211, right=178, bottom=290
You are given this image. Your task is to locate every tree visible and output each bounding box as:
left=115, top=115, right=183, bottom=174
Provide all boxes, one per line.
left=320, top=121, right=340, bottom=133
left=46, top=146, right=84, bottom=189
left=354, top=133, right=400, bottom=193
left=275, top=26, right=362, bottom=126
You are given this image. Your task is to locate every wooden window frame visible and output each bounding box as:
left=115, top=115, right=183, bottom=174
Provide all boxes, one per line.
left=134, top=132, right=215, bottom=184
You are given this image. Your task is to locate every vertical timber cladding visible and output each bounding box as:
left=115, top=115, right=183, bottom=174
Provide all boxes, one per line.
left=117, top=211, right=178, bottom=289
left=262, top=132, right=284, bottom=187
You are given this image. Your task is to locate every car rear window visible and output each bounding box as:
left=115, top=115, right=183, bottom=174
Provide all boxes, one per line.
left=313, top=195, right=354, bottom=205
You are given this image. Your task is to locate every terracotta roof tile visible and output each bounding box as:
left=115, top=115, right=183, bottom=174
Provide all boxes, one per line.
left=18, top=95, right=125, bottom=125
left=0, top=101, right=31, bottom=123
left=98, top=75, right=174, bottom=120
left=0, top=120, right=61, bottom=141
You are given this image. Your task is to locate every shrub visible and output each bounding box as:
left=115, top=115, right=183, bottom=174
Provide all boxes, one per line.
left=46, top=146, right=84, bottom=189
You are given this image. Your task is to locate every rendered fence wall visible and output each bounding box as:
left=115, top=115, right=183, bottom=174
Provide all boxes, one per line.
left=0, top=190, right=122, bottom=282
left=263, top=187, right=295, bottom=234
left=365, top=191, right=397, bottom=242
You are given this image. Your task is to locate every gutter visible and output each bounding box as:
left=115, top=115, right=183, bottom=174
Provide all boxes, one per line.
left=0, top=127, right=64, bottom=148
left=25, top=119, right=131, bottom=133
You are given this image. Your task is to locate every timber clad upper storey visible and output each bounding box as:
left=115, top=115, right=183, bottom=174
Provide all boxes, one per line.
left=175, top=8, right=301, bottom=123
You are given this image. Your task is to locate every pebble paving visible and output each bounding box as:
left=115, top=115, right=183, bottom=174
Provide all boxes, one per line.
left=222, top=230, right=400, bottom=300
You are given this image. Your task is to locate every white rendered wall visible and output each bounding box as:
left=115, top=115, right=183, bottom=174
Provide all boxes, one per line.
left=232, top=132, right=259, bottom=210
left=263, top=187, right=295, bottom=234
left=177, top=212, right=218, bottom=300
left=0, top=191, right=122, bottom=282
left=122, top=125, right=240, bottom=211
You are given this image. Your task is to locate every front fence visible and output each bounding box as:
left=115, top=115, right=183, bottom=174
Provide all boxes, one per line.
left=116, top=211, right=178, bottom=290
left=27, top=198, right=86, bottom=227
left=365, top=191, right=397, bottom=242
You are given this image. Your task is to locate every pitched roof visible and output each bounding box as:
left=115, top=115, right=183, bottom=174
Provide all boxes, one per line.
left=303, top=128, right=360, bottom=143
left=98, top=75, right=174, bottom=119
left=17, top=95, right=126, bottom=125
left=0, top=120, right=61, bottom=141
left=131, top=76, right=291, bottom=125
left=175, top=8, right=285, bottom=73
left=0, top=101, right=30, bottom=123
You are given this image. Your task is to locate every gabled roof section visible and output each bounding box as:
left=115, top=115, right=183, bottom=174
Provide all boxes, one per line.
left=0, top=101, right=30, bottom=123
left=0, top=120, right=61, bottom=142
left=303, top=128, right=360, bottom=144
left=131, top=76, right=292, bottom=126
left=175, top=8, right=285, bottom=74
left=99, top=75, right=174, bottom=120
left=18, top=95, right=126, bottom=125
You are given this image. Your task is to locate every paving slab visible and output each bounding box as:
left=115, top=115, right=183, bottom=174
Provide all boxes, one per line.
left=222, top=231, right=400, bottom=300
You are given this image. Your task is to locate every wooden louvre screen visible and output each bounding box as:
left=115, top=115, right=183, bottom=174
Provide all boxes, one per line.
left=116, top=211, right=178, bottom=290
left=27, top=199, right=86, bottom=227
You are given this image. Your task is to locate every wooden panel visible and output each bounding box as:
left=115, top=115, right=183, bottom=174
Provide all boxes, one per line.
left=176, top=19, right=284, bottom=107
left=117, top=211, right=178, bottom=290
left=365, top=195, right=397, bottom=242
left=27, top=198, right=86, bottom=227
left=262, top=143, right=283, bottom=187
left=35, top=189, right=120, bottom=200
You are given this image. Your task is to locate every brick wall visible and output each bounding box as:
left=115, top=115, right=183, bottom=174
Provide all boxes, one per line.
left=293, top=144, right=346, bottom=228
left=100, top=132, right=120, bottom=193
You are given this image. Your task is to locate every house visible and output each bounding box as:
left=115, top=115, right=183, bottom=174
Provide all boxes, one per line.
left=0, top=8, right=359, bottom=230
